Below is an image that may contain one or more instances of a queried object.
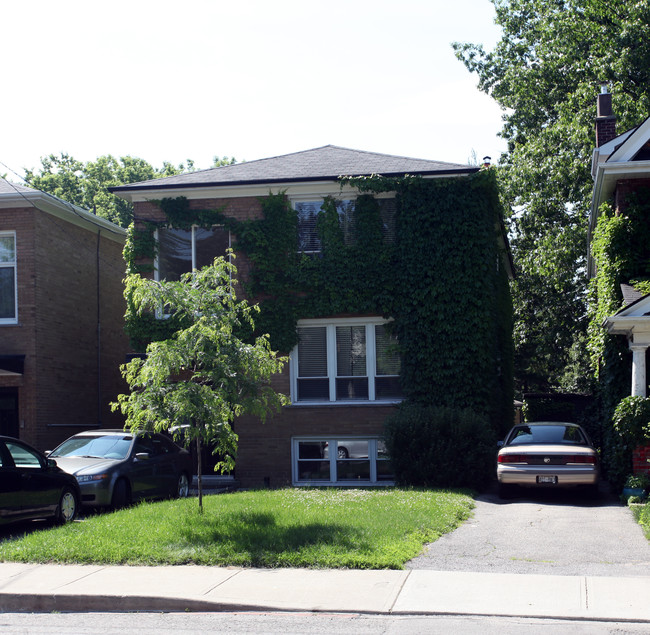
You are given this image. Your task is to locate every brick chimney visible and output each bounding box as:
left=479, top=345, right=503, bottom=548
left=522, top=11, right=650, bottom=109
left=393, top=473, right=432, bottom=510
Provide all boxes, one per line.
left=595, top=84, right=617, bottom=147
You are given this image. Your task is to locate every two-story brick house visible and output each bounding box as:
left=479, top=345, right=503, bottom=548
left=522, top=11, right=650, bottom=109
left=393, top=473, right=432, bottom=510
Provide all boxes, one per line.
left=0, top=177, right=129, bottom=451
left=112, top=145, right=513, bottom=487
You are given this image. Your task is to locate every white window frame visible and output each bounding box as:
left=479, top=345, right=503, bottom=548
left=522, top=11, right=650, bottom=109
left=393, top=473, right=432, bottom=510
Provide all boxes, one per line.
left=290, top=317, right=401, bottom=405
left=0, top=231, right=17, bottom=325
left=291, top=436, right=394, bottom=486
left=154, top=225, right=231, bottom=282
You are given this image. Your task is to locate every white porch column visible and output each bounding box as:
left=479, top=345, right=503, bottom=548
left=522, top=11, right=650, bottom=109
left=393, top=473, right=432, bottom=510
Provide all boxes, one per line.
left=630, top=343, right=648, bottom=397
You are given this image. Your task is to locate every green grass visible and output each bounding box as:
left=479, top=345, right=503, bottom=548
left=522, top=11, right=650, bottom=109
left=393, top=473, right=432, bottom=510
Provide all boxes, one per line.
left=0, top=488, right=473, bottom=569
left=631, top=500, right=650, bottom=540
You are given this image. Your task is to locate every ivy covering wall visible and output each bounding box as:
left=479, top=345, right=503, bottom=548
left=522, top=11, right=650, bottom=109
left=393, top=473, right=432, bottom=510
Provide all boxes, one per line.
left=123, top=170, right=513, bottom=434
left=588, top=186, right=650, bottom=484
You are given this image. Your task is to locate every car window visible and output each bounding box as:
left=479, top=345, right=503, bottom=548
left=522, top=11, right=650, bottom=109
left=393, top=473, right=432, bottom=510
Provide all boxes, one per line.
left=51, top=435, right=133, bottom=459
left=134, top=436, right=155, bottom=455
left=507, top=425, right=587, bottom=446
left=6, top=441, right=42, bottom=468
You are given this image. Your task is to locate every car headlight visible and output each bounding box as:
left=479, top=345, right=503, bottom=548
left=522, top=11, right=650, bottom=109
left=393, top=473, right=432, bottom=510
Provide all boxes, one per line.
left=76, top=474, right=109, bottom=483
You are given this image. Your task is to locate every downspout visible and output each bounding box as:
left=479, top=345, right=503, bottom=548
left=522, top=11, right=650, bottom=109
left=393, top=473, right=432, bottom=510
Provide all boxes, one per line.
left=96, top=228, right=102, bottom=427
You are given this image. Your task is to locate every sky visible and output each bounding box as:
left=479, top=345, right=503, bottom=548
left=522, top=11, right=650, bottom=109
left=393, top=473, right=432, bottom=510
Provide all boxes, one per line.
left=1, top=0, right=506, bottom=179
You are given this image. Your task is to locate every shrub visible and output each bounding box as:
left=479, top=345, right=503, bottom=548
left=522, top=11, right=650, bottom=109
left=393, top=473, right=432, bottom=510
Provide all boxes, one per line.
left=612, top=396, right=650, bottom=445
left=384, top=403, right=496, bottom=490
left=606, top=396, right=650, bottom=489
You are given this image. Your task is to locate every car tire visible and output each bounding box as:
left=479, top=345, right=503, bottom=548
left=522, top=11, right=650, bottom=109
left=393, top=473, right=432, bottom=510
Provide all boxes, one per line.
left=176, top=473, right=190, bottom=498
left=111, top=479, right=130, bottom=509
left=57, top=488, right=79, bottom=523
left=337, top=447, right=349, bottom=459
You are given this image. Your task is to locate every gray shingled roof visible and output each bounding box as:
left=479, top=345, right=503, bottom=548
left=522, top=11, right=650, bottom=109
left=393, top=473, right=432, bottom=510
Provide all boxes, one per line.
left=0, top=177, right=33, bottom=195
left=111, top=145, right=476, bottom=192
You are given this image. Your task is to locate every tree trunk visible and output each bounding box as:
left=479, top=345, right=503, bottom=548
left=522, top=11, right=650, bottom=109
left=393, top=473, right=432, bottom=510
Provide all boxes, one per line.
left=196, top=436, right=203, bottom=512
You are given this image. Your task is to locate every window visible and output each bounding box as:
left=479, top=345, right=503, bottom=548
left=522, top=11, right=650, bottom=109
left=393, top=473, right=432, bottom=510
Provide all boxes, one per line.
left=293, top=437, right=393, bottom=485
left=155, top=226, right=230, bottom=281
left=0, top=232, right=17, bottom=324
left=294, top=198, right=395, bottom=253
left=292, top=318, right=402, bottom=403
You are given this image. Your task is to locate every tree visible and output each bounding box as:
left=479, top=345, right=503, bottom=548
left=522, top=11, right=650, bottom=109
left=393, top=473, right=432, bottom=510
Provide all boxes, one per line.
left=111, top=256, right=288, bottom=510
left=453, top=0, right=650, bottom=395
left=23, top=153, right=236, bottom=228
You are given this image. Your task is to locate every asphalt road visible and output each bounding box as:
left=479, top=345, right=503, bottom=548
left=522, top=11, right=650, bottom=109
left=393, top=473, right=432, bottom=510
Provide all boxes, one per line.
left=407, top=483, right=650, bottom=576
left=2, top=612, right=650, bottom=635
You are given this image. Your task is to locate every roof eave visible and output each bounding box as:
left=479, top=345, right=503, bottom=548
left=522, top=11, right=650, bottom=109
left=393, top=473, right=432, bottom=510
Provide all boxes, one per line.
left=109, top=167, right=479, bottom=198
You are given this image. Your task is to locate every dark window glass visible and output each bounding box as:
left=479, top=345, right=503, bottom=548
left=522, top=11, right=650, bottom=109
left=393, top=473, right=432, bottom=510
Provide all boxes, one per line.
left=157, top=228, right=192, bottom=281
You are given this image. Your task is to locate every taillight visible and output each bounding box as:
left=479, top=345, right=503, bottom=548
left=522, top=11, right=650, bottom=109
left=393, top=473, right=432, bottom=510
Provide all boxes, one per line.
left=567, top=455, right=597, bottom=465
left=498, top=454, right=526, bottom=464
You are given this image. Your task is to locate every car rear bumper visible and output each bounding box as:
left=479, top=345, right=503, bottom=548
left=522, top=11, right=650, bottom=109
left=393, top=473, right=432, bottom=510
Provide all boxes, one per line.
left=497, top=465, right=599, bottom=486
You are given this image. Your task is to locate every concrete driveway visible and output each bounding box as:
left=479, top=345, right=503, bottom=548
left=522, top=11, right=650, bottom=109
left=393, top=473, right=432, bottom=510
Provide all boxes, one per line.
left=407, top=485, right=650, bottom=576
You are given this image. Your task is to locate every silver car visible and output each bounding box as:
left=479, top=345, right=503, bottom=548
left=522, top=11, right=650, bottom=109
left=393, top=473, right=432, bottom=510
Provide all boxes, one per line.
left=497, top=422, right=599, bottom=498
left=49, top=430, right=193, bottom=509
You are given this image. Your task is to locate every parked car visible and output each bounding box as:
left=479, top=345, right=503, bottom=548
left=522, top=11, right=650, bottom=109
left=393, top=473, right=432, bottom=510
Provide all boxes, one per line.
left=48, top=430, right=193, bottom=509
left=0, top=436, right=80, bottom=526
left=497, top=422, right=599, bottom=498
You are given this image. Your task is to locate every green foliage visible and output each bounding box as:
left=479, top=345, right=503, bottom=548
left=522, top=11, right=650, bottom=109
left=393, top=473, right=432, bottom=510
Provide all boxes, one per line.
left=112, top=257, right=288, bottom=508
left=454, top=0, right=650, bottom=394
left=587, top=190, right=650, bottom=483
left=123, top=172, right=513, bottom=432
left=625, top=473, right=650, bottom=490
left=384, top=403, right=496, bottom=490
left=23, top=153, right=228, bottom=227
left=612, top=397, right=650, bottom=447
left=0, top=489, right=474, bottom=569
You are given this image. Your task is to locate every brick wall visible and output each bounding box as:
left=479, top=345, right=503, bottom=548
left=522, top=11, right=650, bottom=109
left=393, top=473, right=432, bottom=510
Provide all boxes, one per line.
left=134, top=195, right=397, bottom=487
left=0, top=204, right=130, bottom=451
left=633, top=444, right=650, bottom=476
left=615, top=178, right=650, bottom=214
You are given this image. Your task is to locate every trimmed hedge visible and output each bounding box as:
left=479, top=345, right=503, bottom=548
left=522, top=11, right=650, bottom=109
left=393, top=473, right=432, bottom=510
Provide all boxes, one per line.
left=384, top=403, right=496, bottom=490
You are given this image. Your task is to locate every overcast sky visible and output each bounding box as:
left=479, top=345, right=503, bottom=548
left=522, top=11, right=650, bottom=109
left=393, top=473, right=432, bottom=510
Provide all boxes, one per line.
left=1, top=0, right=506, bottom=179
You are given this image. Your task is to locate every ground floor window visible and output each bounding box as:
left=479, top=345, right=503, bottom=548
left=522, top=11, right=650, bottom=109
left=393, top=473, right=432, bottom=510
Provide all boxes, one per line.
left=292, top=437, right=393, bottom=485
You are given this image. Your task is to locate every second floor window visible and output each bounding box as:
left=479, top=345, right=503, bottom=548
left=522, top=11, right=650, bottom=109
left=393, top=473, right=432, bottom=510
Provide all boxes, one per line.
left=0, top=232, right=17, bottom=324
left=294, top=198, right=396, bottom=254
left=156, top=226, right=230, bottom=281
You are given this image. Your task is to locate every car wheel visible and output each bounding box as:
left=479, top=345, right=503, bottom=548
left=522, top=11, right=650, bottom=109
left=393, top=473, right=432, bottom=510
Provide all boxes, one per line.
left=111, top=479, right=130, bottom=509
left=176, top=473, right=190, bottom=498
left=337, top=447, right=349, bottom=459
left=57, top=488, right=79, bottom=523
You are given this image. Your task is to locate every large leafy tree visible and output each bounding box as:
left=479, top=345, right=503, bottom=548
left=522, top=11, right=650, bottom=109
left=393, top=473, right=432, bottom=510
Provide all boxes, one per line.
left=24, top=153, right=235, bottom=228
left=454, top=0, right=650, bottom=395
left=112, top=256, right=288, bottom=509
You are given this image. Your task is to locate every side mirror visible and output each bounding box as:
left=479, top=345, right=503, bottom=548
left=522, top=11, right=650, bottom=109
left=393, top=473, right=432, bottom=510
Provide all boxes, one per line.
left=497, top=440, right=504, bottom=448
left=47, top=458, right=58, bottom=468
left=135, top=452, right=151, bottom=461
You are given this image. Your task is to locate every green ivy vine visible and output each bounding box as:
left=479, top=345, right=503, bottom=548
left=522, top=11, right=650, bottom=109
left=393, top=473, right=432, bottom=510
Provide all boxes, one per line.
left=123, top=171, right=513, bottom=433
left=588, top=185, right=650, bottom=485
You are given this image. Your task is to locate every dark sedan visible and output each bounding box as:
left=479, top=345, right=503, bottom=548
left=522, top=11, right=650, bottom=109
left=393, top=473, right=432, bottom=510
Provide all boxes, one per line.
left=0, top=436, right=80, bottom=526
left=48, top=430, right=193, bottom=509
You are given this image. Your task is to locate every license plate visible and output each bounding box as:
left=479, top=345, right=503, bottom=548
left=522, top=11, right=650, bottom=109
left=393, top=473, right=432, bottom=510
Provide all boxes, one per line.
left=537, top=475, right=558, bottom=484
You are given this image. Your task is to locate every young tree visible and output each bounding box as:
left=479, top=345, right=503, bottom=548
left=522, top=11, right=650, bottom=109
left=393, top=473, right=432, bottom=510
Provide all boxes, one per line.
left=112, top=256, right=288, bottom=510
left=453, top=0, right=650, bottom=394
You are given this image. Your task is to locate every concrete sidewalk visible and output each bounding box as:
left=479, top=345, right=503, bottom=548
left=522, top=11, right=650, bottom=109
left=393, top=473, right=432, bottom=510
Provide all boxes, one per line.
left=1, top=562, right=650, bottom=621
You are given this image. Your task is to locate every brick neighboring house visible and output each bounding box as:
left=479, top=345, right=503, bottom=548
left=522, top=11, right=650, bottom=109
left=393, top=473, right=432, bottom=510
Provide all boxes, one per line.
left=0, top=177, right=130, bottom=451
left=589, top=90, right=650, bottom=476
left=112, top=145, right=513, bottom=487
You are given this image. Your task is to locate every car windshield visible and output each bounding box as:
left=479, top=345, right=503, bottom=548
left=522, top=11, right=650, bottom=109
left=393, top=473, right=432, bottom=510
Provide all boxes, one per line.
left=507, top=425, right=588, bottom=446
left=51, top=435, right=133, bottom=460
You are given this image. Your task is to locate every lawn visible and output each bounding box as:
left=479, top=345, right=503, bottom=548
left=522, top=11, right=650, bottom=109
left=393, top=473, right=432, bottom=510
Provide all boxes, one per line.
left=0, top=488, right=473, bottom=569
left=631, top=500, right=650, bottom=540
